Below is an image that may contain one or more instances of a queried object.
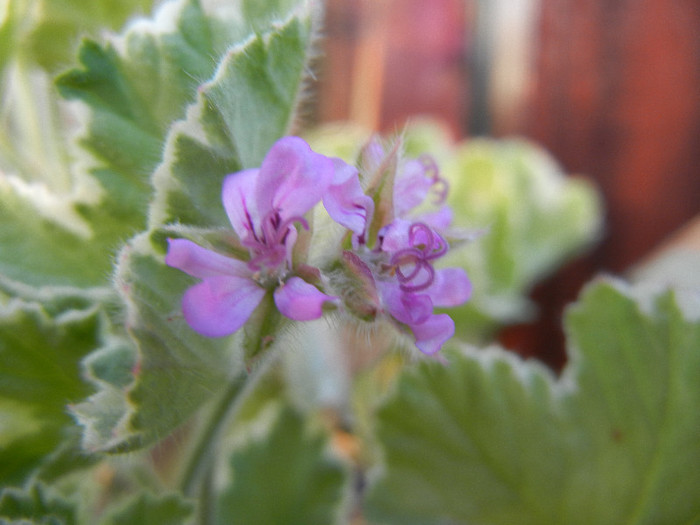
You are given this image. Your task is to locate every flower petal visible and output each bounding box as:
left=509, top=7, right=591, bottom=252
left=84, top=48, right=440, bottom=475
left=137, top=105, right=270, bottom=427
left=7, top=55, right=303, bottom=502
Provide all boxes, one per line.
left=273, top=276, right=338, bottom=321
left=221, top=169, right=259, bottom=240
left=428, top=268, right=472, bottom=307
left=323, top=158, right=374, bottom=235
left=166, top=238, right=250, bottom=279
left=410, top=313, right=455, bottom=355
left=417, top=205, right=453, bottom=232
left=182, top=275, right=265, bottom=337
left=378, top=218, right=412, bottom=253
left=379, top=280, right=432, bottom=325
left=256, top=137, right=334, bottom=220
left=394, top=159, right=434, bottom=216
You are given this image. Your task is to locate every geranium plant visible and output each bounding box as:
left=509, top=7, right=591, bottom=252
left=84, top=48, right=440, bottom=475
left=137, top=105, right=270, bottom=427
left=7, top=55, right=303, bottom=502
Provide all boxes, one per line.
left=1, top=1, right=698, bottom=524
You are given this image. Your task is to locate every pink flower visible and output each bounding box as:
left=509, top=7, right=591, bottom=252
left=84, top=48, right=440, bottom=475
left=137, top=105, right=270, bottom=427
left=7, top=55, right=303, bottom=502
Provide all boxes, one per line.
left=342, top=143, right=471, bottom=355
left=376, top=222, right=471, bottom=354
left=166, top=137, right=350, bottom=337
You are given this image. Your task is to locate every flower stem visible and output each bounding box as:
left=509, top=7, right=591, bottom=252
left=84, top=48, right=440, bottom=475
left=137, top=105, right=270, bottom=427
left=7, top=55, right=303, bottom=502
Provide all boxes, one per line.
left=177, top=350, right=279, bottom=513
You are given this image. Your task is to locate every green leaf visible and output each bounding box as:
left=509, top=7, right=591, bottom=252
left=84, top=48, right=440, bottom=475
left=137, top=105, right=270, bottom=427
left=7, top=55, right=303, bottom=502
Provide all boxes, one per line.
left=0, top=0, right=152, bottom=73
left=0, top=290, right=106, bottom=484
left=0, top=0, right=223, bottom=287
left=0, top=175, right=117, bottom=287
left=55, top=0, right=231, bottom=235
left=216, top=406, right=348, bottom=525
left=99, top=492, right=193, bottom=525
left=150, top=5, right=316, bottom=227
left=72, top=233, right=241, bottom=453
left=0, top=483, right=76, bottom=525
left=366, top=279, right=700, bottom=525
left=70, top=0, right=319, bottom=454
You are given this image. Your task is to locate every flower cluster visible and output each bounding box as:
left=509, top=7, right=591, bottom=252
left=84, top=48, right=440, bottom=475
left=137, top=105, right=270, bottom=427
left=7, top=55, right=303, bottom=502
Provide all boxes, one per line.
left=338, top=139, right=472, bottom=354
left=166, top=135, right=470, bottom=354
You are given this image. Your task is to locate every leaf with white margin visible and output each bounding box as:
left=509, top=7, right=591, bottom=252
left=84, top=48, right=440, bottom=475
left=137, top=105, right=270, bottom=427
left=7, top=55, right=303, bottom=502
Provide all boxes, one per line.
left=442, top=137, right=603, bottom=338
left=149, top=4, right=317, bottom=228
left=72, top=232, right=241, bottom=453
left=0, top=0, right=245, bottom=287
left=72, top=0, right=319, bottom=453
left=0, top=286, right=107, bottom=485
left=55, top=0, right=236, bottom=232
left=0, top=173, right=117, bottom=287
left=366, top=278, right=700, bottom=525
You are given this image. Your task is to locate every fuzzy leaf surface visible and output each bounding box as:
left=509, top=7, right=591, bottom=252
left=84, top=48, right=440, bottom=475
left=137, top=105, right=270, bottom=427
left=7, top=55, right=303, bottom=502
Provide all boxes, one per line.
left=150, top=6, right=315, bottom=228
left=0, top=0, right=233, bottom=287
left=65, top=0, right=317, bottom=452
left=0, top=288, right=109, bottom=485
left=72, top=233, right=239, bottom=453
left=54, top=0, right=237, bottom=234
left=366, top=279, right=700, bottom=525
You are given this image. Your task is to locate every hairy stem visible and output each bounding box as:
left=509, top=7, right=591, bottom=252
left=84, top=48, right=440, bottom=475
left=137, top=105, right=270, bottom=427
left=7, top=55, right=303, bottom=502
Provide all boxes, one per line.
left=177, top=350, right=279, bottom=517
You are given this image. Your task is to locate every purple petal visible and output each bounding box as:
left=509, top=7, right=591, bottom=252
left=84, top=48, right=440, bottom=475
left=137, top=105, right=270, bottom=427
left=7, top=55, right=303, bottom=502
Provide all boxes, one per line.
left=378, top=218, right=412, bottom=253
left=428, top=268, right=472, bottom=307
left=379, top=280, right=432, bottom=325
left=166, top=238, right=250, bottom=279
left=410, top=313, right=455, bottom=355
left=273, top=276, right=338, bottom=321
left=182, top=275, right=265, bottom=337
left=323, top=158, right=374, bottom=235
left=394, top=159, right=434, bottom=216
left=256, top=137, right=334, bottom=220
left=417, top=206, right=453, bottom=231
left=222, top=169, right=259, bottom=240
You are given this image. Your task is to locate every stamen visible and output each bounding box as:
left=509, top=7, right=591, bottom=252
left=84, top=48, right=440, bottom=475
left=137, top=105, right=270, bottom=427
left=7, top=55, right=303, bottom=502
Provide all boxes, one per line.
left=244, top=211, right=310, bottom=272
left=397, top=261, right=435, bottom=293
left=384, top=222, right=450, bottom=292
left=390, top=247, right=436, bottom=292
left=391, top=248, right=424, bottom=282
left=408, top=222, right=448, bottom=259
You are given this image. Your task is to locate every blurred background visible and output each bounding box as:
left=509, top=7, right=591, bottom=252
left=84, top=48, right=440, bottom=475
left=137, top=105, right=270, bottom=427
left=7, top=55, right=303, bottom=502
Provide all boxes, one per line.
left=312, top=0, right=700, bottom=368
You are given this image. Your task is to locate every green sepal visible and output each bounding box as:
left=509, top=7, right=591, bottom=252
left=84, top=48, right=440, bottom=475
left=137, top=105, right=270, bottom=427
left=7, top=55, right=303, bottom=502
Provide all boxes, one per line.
left=242, top=293, right=285, bottom=368
left=360, top=137, right=400, bottom=249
